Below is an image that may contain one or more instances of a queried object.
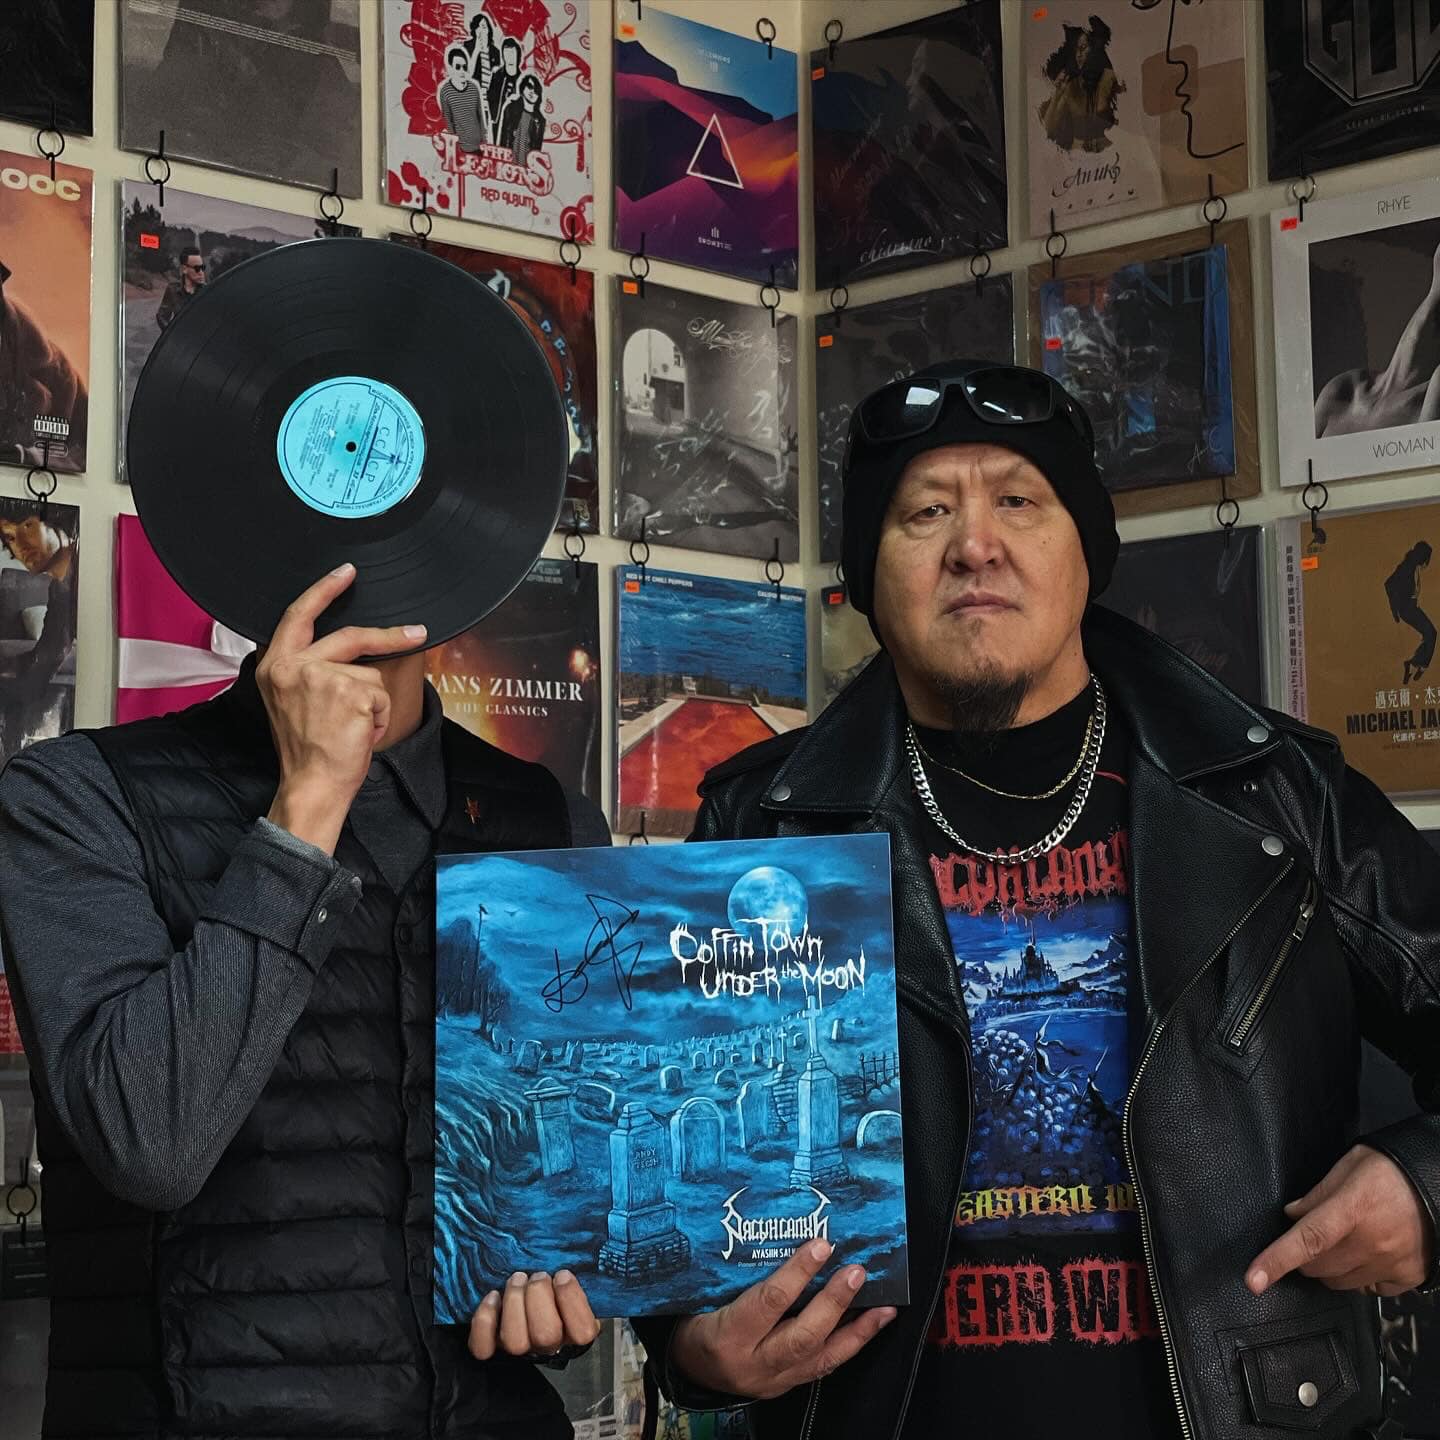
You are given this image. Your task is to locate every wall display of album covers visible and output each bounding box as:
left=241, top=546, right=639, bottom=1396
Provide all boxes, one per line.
left=119, top=0, right=362, bottom=195
left=613, top=281, right=798, bottom=562
left=819, top=586, right=880, bottom=712
left=0, top=0, right=94, bottom=133
left=615, top=566, right=806, bottom=838
left=1030, top=220, right=1259, bottom=516
left=1273, top=174, right=1440, bottom=489
left=1023, top=0, right=1247, bottom=237
left=1280, top=500, right=1440, bottom=799
left=815, top=278, right=1014, bottom=563
left=1265, top=0, right=1440, bottom=180
left=392, top=234, right=598, bottom=532
left=615, top=7, right=798, bottom=287
left=1099, top=526, right=1265, bottom=708
left=384, top=0, right=594, bottom=241
left=0, top=148, right=92, bottom=476
left=811, top=1, right=1006, bottom=288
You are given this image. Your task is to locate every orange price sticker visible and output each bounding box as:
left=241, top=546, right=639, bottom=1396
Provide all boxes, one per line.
left=827, top=591, right=844, bottom=605
left=624, top=579, right=641, bottom=593
left=140, top=233, right=160, bottom=249
left=819, top=334, right=835, bottom=348
left=619, top=23, right=636, bottom=37
left=812, top=66, right=826, bottom=80
left=1033, top=7, right=1048, bottom=18
left=622, top=280, right=639, bottom=294
left=1044, top=337, right=1063, bottom=351
left=1280, top=217, right=1299, bottom=231
left=1301, top=556, right=1320, bottom=571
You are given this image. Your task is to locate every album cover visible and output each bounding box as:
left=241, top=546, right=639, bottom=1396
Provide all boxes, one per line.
left=425, top=557, right=600, bottom=803
left=119, top=0, right=362, bottom=194
left=0, top=0, right=94, bottom=133
left=1265, top=0, right=1440, bottom=180
left=548, top=1319, right=623, bottom=1438
left=616, top=1324, right=753, bottom=1439
left=433, top=834, right=906, bottom=1320
left=1023, top=0, right=1247, bottom=237
left=819, top=586, right=879, bottom=712
left=384, top=0, right=594, bottom=242
left=0, top=148, right=91, bottom=475
left=613, top=282, right=798, bottom=562
left=615, top=8, right=797, bottom=287
left=1280, top=501, right=1440, bottom=798
left=811, top=2, right=1006, bottom=288
left=1099, top=527, right=1265, bottom=707
left=0, top=962, right=21, bottom=1058
left=1272, top=174, right=1440, bottom=489
left=616, top=567, right=806, bottom=839
left=1030, top=220, right=1260, bottom=515
left=391, top=233, right=598, bottom=532
left=815, top=279, right=1014, bottom=562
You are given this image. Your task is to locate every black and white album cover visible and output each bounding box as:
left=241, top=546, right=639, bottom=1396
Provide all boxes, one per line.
left=0, top=0, right=94, bottom=134
left=119, top=0, right=362, bottom=194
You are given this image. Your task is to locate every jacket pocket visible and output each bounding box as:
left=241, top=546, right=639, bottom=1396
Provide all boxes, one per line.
left=1224, top=879, right=1318, bottom=1054
left=1237, top=1327, right=1358, bottom=1431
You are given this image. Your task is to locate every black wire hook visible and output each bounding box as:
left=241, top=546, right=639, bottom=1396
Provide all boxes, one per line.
left=970, top=231, right=992, bottom=299
left=629, top=515, right=651, bottom=585
left=563, top=521, right=586, bottom=578
left=1202, top=173, right=1228, bottom=247
left=559, top=212, right=582, bottom=286
left=144, top=129, right=171, bottom=208
left=629, top=231, right=650, bottom=298
left=760, top=266, right=781, bottom=328
left=319, top=167, right=345, bottom=235
left=828, top=284, right=848, bottom=326
left=756, top=18, right=776, bottom=59
left=1045, top=209, right=1068, bottom=279
left=764, top=538, right=785, bottom=601
left=824, top=19, right=843, bottom=65
left=35, top=100, right=64, bottom=182
left=1216, top=472, right=1239, bottom=541
left=1302, top=460, right=1329, bottom=552
left=1289, top=149, right=1316, bottom=225
left=409, top=195, right=433, bottom=249
left=629, top=812, right=650, bottom=845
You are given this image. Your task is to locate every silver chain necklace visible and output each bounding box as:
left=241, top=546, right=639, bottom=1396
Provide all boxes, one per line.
left=906, top=675, right=1108, bottom=865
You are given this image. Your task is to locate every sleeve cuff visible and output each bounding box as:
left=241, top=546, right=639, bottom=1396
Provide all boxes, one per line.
left=630, top=1316, right=750, bottom=1414
left=1361, top=1116, right=1440, bottom=1293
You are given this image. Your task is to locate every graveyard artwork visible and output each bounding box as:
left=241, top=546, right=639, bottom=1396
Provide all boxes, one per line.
left=433, top=834, right=907, bottom=1319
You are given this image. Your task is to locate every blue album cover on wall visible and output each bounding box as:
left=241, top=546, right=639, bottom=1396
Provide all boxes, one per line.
left=434, top=834, right=907, bottom=1320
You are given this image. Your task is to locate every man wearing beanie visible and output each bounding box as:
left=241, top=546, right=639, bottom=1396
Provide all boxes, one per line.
left=631, top=360, right=1440, bottom=1439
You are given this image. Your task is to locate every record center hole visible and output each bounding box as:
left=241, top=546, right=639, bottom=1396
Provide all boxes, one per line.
left=345, top=441, right=357, bottom=452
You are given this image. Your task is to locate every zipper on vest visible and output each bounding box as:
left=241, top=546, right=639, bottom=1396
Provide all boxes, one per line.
left=1123, top=858, right=1294, bottom=1440
left=1226, top=880, right=1317, bottom=1052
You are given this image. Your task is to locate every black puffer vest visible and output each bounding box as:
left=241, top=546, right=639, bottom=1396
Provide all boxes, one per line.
left=36, top=677, right=576, bottom=1439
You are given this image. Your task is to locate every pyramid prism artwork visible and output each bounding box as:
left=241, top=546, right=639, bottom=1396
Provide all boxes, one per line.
left=686, top=114, right=743, bottom=189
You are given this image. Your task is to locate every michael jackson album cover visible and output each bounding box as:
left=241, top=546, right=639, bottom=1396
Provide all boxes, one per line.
left=616, top=566, right=805, bottom=839
left=425, top=557, right=600, bottom=804
left=119, top=0, right=362, bottom=195
left=433, top=833, right=906, bottom=1319
left=811, top=1, right=1006, bottom=288
left=384, top=0, right=594, bottom=242
left=0, top=0, right=94, bottom=134
left=392, top=232, right=598, bottom=532
left=0, top=148, right=91, bottom=475
left=819, top=585, right=879, bottom=713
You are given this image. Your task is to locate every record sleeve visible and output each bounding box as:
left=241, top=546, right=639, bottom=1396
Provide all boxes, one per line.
left=119, top=0, right=362, bottom=194
left=1280, top=501, right=1440, bottom=799
left=546, top=1319, right=624, bottom=1438
left=615, top=7, right=797, bottom=287
left=819, top=586, right=879, bottom=713
left=433, top=834, right=907, bottom=1320
left=815, top=279, right=1014, bottom=562
left=616, top=566, right=806, bottom=839
left=425, top=557, right=601, bottom=803
left=811, top=2, right=1006, bottom=288
left=0, top=960, right=23, bottom=1058
left=383, top=0, right=594, bottom=242
left=1023, top=0, right=1247, bottom=237
left=0, top=148, right=91, bottom=474
left=0, top=0, right=94, bottom=134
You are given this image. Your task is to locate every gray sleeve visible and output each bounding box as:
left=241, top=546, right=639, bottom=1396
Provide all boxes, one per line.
left=0, top=734, right=363, bottom=1211
left=564, top=788, right=613, bottom=849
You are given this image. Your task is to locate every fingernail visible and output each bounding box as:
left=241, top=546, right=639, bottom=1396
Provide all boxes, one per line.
left=810, top=1239, right=833, bottom=1262
left=554, top=1270, right=574, bottom=1286
left=509, top=1271, right=529, bottom=1286
left=1249, top=1270, right=1267, bottom=1293
left=403, top=624, right=427, bottom=640
left=847, top=1267, right=866, bottom=1292
left=879, top=1307, right=898, bottom=1326
left=482, top=1290, right=500, bottom=1308
left=331, top=562, right=353, bottom=576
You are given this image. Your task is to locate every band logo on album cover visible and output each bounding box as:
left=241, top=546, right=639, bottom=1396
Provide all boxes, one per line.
left=1303, top=0, right=1440, bottom=102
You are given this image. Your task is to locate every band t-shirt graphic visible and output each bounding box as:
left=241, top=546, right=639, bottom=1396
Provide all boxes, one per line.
left=903, top=686, right=1178, bottom=1437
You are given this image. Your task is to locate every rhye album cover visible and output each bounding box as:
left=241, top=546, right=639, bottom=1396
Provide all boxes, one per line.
left=811, top=1, right=1007, bottom=288
left=615, top=7, right=798, bottom=287
left=433, top=833, right=906, bottom=1319
left=819, top=586, right=879, bottom=712
left=384, top=0, right=594, bottom=241
left=0, top=0, right=95, bottom=134
left=0, top=147, right=91, bottom=474
left=616, top=566, right=806, bottom=839
left=613, top=282, right=798, bottom=562
left=119, top=0, right=362, bottom=194
left=1024, top=0, right=1247, bottom=236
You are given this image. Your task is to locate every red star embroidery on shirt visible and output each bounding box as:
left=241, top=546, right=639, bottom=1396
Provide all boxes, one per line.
left=465, top=797, right=481, bottom=825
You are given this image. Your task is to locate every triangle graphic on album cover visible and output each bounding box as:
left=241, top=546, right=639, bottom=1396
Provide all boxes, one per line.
left=686, top=113, right=744, bottom=190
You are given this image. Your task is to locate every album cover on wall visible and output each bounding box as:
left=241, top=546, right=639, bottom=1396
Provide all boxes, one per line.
left=0, top=961, right=21, bottom=1058
left=546, top=1319, right=623, bottom=1439
left=615, top=8, right=797, bottom=287
left=1280, top=501, right=1440, bottom=799
left=384, top=0, right=594, bottom=242
left=425, top=557, right=600, bottom=803
left=1273, top=174, right=1440, bottom=489
left=1030, top=220, right=1259, bottom=515
left=392, top=233, right=598, bottom=531
left=0, top=148, right=91, bottom=475
left=810, top=2, right=1006, bottom=288
left=617, top=1324, right=753, bottom=1439
left=1099, top=527, right=1265, bottom=707
left=1023, top=0, right=1247, bottom=237
left=815, top=279, right=1014, bottom=562
left=819, top=586, right=880, bottom=712
left=616, top=567, right=805, bottom=838
left=1265, top=0, right=1440, bottom=180
left=613, top=282, right=798, bottom=562
left=119, top=0, right=362, bottom=194
left=0, top=0, right=94, bottom=133
left=433, top=834, right=905, bottom=1319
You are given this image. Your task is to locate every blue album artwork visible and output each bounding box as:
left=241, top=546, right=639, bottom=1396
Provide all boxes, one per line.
left=433, top=835, right=907, bottom=1320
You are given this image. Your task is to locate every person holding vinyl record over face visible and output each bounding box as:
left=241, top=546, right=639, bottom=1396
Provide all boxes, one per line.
left=0, top=239, right=610, bottom=1440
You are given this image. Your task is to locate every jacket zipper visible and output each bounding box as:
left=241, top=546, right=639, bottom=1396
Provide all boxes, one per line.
left=1122, top=858, right=1295, bottom=1440
left=1226, top=880, right=1317, bottom=1051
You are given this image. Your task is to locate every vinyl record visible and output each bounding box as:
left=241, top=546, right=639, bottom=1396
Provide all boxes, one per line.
left=127, top=236, right=567, bottom=647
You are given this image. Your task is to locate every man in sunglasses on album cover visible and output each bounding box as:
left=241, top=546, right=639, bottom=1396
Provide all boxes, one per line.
left=632, top=360, right=1440, bottom=1439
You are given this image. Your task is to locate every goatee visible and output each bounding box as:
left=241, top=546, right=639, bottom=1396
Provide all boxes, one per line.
left=928, top=664, right=1033, bottom=748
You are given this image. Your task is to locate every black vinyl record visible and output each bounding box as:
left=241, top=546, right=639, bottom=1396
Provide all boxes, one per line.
left=127, top=236, right=567, bottom=647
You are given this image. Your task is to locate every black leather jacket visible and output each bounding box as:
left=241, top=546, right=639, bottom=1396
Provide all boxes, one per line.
left=636, top=609, right=1440, bottom=1440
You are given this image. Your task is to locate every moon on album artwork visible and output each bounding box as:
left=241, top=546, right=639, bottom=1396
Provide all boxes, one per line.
left=727, top=866, right=808, bottom=939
